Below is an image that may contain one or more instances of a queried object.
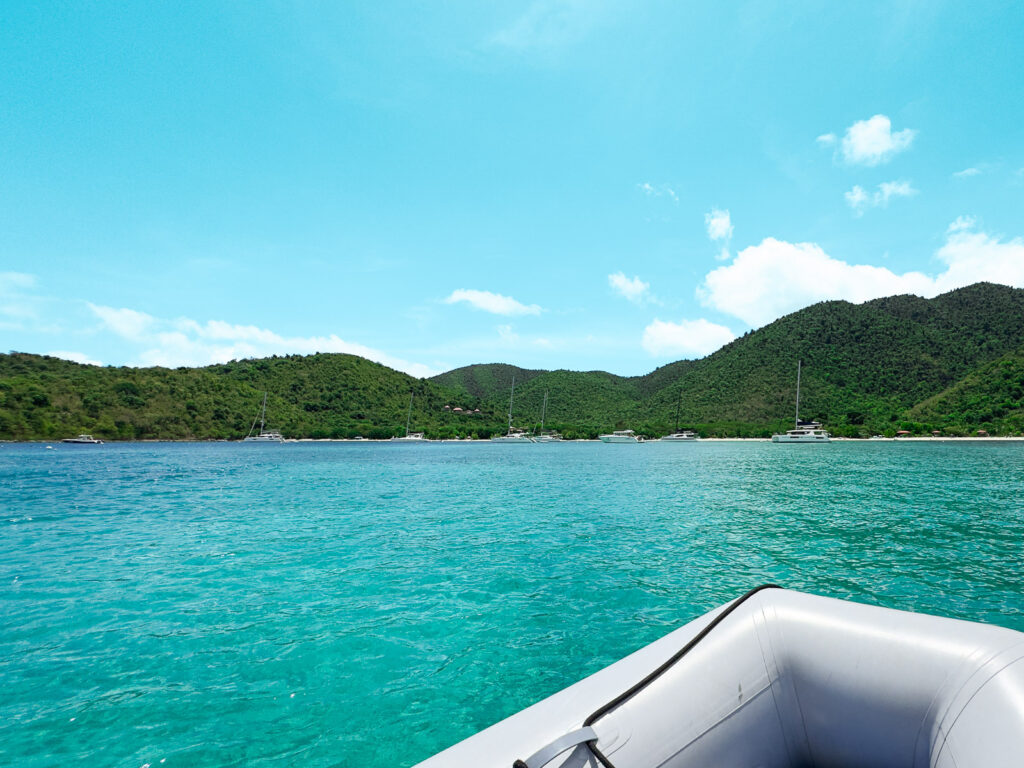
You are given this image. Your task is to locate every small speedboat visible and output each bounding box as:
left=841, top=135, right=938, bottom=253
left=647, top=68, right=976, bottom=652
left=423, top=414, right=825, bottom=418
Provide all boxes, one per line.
left=415, top=587, right=1024, bottom=767
left=60, top=434, right=103, bottom=444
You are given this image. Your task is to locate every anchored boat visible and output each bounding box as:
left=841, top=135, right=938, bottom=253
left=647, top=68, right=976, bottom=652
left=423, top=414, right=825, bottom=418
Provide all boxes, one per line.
left=60, top=434, right=103, bottom=444
left=415, top=587, right=1024, bottom=768
left=392, top=392, right=427, bottom=441
left=244, top=392, right=284, bottom=442
left=599, top=430, right=642, bottom=443
left=492, top=376, right=536, bottom=442
left=772, top=360, right=830, bottom=443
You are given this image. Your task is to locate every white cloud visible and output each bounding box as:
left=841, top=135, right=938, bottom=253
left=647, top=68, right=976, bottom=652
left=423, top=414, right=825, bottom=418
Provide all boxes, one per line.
left=845, top=180, right=917, bottom=215
left=641, top=318, right=736, bottom=358
left=953, top=167, right=981, bottom=179
left=637, top=182, right=678, bottom=202
left=844, top=185, right=869, bottom=211
left=705, top=208, right=733, bottom=241
left=608, top=272, right=652, bottom=304
left=704, top=208, right=734, bottom=260
left=88, top=303, right=156, bottom=340
left=443, top=288, right=542, bottom=316
left=698, top=219, right=1024, bottom=328
left=48, top=350, right=103, bottom=367
left=816, top=133, right=837, bottom=146
left=838, top=114, right=916, bottom=166
left=947, top=215, right=976, bottom=233
left=87, top=304, right=440, bottom=377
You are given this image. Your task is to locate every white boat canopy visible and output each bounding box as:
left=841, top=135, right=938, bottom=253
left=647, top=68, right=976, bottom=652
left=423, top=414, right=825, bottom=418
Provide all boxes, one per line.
left=414, top=587, right=1024, bottom=768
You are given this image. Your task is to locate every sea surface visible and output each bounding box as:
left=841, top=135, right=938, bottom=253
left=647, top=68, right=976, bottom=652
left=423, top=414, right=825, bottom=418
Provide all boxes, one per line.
left=1, top=440, right=1022, bottom=767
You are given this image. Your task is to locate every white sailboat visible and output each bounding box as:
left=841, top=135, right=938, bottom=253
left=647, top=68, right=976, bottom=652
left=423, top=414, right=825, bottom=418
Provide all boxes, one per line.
left=533, top=390, right=562, bottom=442
left=661, top=389, right=698, bottom=441
left=244, top=392, right=284, bottom=442
left=771, top=360, right=830, bottom=443
left=491, top=376, right=535, bottom=442
left=391, top=392, right=426, bottom=441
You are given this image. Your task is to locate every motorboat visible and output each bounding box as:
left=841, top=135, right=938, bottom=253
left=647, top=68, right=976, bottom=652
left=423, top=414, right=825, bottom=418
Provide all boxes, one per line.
left=414, top=587, right=1024, bottom=768
left=60, top=434, right=103, bottom=444
left=244, top=392, right=284, bottom=442
left=599, top=430, right=642, bottom=443
left=660, top=430, right=697, bottom=442
left=772, top=360, right=829, bottom=443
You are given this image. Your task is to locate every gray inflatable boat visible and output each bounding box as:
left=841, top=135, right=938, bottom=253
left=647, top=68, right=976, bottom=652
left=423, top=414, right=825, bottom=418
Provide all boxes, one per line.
left=414, top=587, right=1024, bottom=767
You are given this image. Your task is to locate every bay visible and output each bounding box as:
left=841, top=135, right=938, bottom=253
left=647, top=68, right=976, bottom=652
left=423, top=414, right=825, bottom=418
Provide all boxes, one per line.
left=1, top=441, right=1022, bottom=767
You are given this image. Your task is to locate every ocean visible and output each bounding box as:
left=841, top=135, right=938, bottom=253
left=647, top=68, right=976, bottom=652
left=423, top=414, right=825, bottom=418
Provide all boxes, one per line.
left=1, top=440, right=1022, bottom=767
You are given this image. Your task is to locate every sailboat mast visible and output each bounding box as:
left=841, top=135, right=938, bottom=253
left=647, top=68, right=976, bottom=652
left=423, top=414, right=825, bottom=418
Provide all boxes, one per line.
left=507, top=376, right=516, bottom=432
left=405, top=392, right=413, bottom=437
left=541, top=390, right=548, bottom=431
left=795, top=360, right=802, bottom=428
left=259, top=392, right=267, bottom=433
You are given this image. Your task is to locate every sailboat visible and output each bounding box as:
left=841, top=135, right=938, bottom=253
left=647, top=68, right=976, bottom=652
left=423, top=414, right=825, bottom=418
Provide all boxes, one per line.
left=244, top=392, right=284, bottom=442
left=533, top=390, right=562, bottom=442
left=491, top=376, right=535, bottom=442
left=661, top=389, right=697, bottom=441
left=771, top=360, right=830, bottom=443
left=391, top=392, right=427, bottom=441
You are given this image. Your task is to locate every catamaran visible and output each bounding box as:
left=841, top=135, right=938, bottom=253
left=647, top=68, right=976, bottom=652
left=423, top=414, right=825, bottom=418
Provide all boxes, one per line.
left=661, top=389, right=698, bottom=441
left=491, top=376, right=535, bottom=442
left=244, top=392, right=284, bottom=442
left=771, top=360, right=830, bottom=443
left=391, top=392, right=426, bottom=441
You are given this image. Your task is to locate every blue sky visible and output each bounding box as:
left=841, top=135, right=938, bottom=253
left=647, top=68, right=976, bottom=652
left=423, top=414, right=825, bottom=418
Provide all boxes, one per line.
left=2, top=1, right=1023, bottom=377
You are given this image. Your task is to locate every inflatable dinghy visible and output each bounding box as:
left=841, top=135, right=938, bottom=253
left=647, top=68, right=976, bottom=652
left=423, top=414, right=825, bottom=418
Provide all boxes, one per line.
left=414, top=586, right=1024, bottom=768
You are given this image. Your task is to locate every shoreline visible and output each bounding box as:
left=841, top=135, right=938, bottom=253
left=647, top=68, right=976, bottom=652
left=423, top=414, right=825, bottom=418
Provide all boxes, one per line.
left=6, top=436, right=1024, bottom=444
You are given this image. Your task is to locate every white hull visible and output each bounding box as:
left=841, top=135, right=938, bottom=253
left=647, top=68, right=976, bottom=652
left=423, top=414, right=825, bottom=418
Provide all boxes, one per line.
left=61, top=435, right=103, bottom=444
left=660, top=432, right=697, bottom=442
left=243, top=433, right=283, bottom=443
left=414, top=589, right=1024, bottom=768
left=599, top=435, right=639, bottom=443
left=771, top=433, right=830, bottom=443
left=391, top=434, right=427, bottom=442
left=491, top=435, right=535, bottom=443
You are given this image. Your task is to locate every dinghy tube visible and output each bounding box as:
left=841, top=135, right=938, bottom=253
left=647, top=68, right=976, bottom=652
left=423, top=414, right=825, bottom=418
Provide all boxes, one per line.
left=414, top=587, right=1024, bottom=768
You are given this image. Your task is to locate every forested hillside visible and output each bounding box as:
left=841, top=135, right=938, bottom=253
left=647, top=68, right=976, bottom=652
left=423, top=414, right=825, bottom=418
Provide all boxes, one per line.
left=2, top=283, right=1023, bottom=440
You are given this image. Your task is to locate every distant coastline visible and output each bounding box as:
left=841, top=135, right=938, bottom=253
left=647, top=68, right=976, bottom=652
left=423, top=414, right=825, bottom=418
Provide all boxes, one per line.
left=2, top=283, right=1023, bottom=442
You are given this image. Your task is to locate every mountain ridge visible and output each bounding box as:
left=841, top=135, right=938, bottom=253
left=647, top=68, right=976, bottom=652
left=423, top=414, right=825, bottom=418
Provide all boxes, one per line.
left=2, top=282, right=1023, bottom=439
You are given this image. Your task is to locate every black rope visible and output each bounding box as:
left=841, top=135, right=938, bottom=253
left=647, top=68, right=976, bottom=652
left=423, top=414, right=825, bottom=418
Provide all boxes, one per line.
left=582, top=584, right=783, bottom=768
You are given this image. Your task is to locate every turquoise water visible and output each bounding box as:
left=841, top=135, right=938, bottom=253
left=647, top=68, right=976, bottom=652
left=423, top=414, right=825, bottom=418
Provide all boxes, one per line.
left=1, top=440, right=1022, bottom=767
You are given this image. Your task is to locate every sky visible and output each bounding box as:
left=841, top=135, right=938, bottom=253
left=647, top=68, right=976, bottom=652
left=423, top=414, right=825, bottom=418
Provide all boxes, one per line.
left=2, top=1, right=1023, bottom=377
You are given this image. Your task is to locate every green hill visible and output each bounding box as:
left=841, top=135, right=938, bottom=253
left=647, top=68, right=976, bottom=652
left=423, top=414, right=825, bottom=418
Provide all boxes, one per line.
left=907, top=351, right=1024, bottom=434
left=3, top=282, right=1024, bottom=440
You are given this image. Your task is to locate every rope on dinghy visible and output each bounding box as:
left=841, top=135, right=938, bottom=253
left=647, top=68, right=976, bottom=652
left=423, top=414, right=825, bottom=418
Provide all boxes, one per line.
left=511, top=583, right=783, bottom=768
